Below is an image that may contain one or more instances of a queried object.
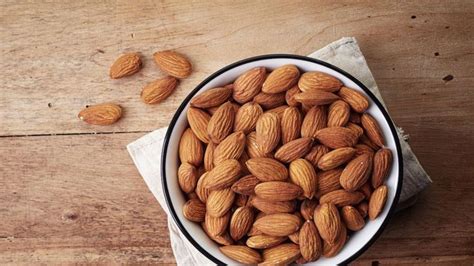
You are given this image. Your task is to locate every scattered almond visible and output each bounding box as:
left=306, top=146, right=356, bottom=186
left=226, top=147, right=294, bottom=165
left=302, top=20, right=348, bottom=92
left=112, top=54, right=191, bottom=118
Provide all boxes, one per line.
left=109, top=53, right=141, bottom=79
left=153, top=50, right=192, bottom=78
left=141, top=77, right=178, bottom=104
left=78, top=103, right=122, bottom=125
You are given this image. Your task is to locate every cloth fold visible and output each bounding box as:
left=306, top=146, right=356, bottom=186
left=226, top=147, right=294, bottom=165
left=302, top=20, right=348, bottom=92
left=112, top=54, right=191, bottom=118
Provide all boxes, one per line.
left=127, top=37, right=431, bottom=265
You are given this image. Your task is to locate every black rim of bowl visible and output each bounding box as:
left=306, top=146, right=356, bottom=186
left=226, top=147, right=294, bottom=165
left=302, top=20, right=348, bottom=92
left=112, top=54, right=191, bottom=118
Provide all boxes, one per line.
left=161, top=54, right=404, bottom=265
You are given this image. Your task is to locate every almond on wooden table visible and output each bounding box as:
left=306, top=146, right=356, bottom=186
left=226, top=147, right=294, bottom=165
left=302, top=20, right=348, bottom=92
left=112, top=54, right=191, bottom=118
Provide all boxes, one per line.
left=109, top=52, right=141, bottom=79
left=281, top=106, right=302, bottom=143
left=179, top=128, right=203, bottom=166
left=219, top=245, right=262, bottom=264
left=153, top=50, right=192, bottom=78
left=141, top=76, right=178, bottom=104
left=232, top=66, right=266, bottom=103
left=262, top=64, right=300, bottom=94
left=298, top=71, right=342, bottom=92
left=78, top=103, right=122, bottom=125
left=187, top=107, right=211, bottom=143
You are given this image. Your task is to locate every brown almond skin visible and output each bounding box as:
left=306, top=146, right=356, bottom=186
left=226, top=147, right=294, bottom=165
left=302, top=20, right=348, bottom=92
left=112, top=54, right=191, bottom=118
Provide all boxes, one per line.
left=338, top=86, right=369, bottom=113
left=254, top=181, right=303, bottom=201
left=178, top=162, right=198, bottom=193
left=246, top=158, right=288, bottom=181
left=195, top=172, right=210, bottom=203
left=305, top=145, right=330, bottom=168
left=294, top=90, right=340, bottom=106
left=213, top=131, right=246, bottom=164
left=256, top=112, right=281, bottom=153
left=246, top=235, right=287, bottom=249
left=141, top=77, right=178, bottom=104
left=340, top=153, right=373, bottom=192
left=299, top=220, right=322, bottom=262
left=360, top=133, right=380, bottom=150
left=357, top=201, right=369, bottom=218
left=350, top=112, right=361, bottom=124
left=206, top=188, right=235, bottom=217
left=246, top=131, right=273, bottom=158
left=261, top=243, right=301, bottom=265
left=315, top=127, right=358, bottom=149
left=355, top=143, right=375, bottom=156
left=187, top=107, right=211, bottom=143
left=203, top=142, right=216, bottom=171
left=281, top=107, right=302, bottom=144
left=253, top=91, right=286, bottom=109
left=191, top=87, right=232, bottom=108
left=220, top=245, right=262, bottom=264
left=288, top=230, right=299, bottom=244
left=233, top=67, right=266, bottom=103
left=78, top=103, right=122, bottom=125
left=275, top=137, right=313, bottom=163
left=262, top=64, right=300, bottom=94
left=322, top=222, right=347, bottom=257
left=361, top=113, right=385, bottom=147
left=178, top=128, right=203, bottom=166
left=346, top=122, right=364, bottom=138
left=285, top=85, right=301, bottom=107
left=234, top=193, right=249, bottom=207
left=230, top=206, right=255, bottom=240
left=153, top=50, right=192, bottom=78
left=109, top=53, right=141, bottom=79
left=207, top=101, right=235, bottom=143
left=341, top=206, right=365, bottom=231
left=251, top=197, right=296, bottom=214
left=205, top=159, right=241, bottom=191
left=317, top=147, right=356, bottom=171
left=231, top=174, right=260, bottom=195
left=254, top=213, right=302, bottom=236
left=319, top=189, right=365, bottom=207
left=301, top=106, right=327, bottom=138
left=182, top=199, right=206, bottom=222
left=315, top=168, right=343, bottom=198
left=359, top=181, right=373, bottom=200
left=300, top=198, right=318, bottom=220
left=205, top=212, right=230, bottom=236
left=327, top=100, right=350, bottom=127
left=314, top=203, right=341, bottom=244
left=265, top=105, right=288, bottom=119
left=234, top=102, right=263, bottom=134
left=369, top=185, right=388, bottom=220
left=372, top=148, right=393, bottom=188
left=289, top=158, right=318, bottom=199
left=298, top=71, right=342, bottom=93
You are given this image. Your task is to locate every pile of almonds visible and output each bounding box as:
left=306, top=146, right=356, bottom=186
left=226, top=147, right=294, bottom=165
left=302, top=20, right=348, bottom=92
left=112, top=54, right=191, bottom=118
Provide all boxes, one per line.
left=78, top=51, right=192, bottom=125
left=179, top=65, right=393, bottom=264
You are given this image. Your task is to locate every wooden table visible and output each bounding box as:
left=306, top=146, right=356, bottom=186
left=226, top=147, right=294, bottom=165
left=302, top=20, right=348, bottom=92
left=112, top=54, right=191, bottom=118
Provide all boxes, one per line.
left=1, top=1, right=473, bottom=264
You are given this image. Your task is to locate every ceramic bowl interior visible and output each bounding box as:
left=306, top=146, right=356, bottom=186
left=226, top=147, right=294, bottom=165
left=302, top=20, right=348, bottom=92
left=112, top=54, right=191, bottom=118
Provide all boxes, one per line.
left=162, top=55, right=402, bottom=265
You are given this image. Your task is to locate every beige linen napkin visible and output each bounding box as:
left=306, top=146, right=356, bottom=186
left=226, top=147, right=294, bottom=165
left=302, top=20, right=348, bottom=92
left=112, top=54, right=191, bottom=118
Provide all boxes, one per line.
left=127, top=37, right=431, bottom=265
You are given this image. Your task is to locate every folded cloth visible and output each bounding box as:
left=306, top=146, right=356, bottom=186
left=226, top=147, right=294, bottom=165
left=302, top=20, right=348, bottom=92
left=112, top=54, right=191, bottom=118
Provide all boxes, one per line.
left=127, top=37, right=431, bottom=265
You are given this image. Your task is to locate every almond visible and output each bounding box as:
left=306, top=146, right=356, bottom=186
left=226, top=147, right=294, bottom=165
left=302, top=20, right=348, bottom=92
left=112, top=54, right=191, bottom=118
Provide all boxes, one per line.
left=204, top=142, right=216, bottom=171
left=187, top=107, right=211, bottom=143
left=319, top=189, right=365, bottom=207
left=261, top=243, right=301, bottom=265
left=178, top=162, right=198, bottom=193
left=369, top=185, right=388, bottom=220
left=285, top=85, right=301, bottom=107
left=234, top=102, right=263, bottom=133
left=372, top=148, right=393, bottom=188
left=275, top=137, right=313, bottom=163
left=327, top=100, right=350, bottom=127
left=346, top=122, right=364, bottom=138
left=340, top=153, right=373, bottom=191
left=359, top=181, right=373, bottom=200
left=206, top=188, right=235, bottom=217
left=251, top=197, right=296, bottom=214
left=299, top=220, right=322, bottom=262
left=254, top=213, right=302, bottom=236
left=338, top=86, right=369, bottom=113
left=300, top=198, right=318, bottom=220
left=253, top=92, right=286, bottom=109
left=341, top=206, right=365, bottom=231
left=262, top=64, right=300, bottom=94
left=305, top=145, right=330, bottom=168
left=230, top=206, right=255, bottom=240
left=231, top=175, right=260, bottom=195
left=298, top=71, right=342, bottom=93
left=109, top=53, right=141, bottom=79
left=317, top=147, right=356, bottom=171
left=315, top=127, right=358, bottom=149
left=294, top=90, right=340, bottom=106
left=213, top=131, right=246, bottom=164
left=322, top=222, right=347, bottom=257
left=233, top=67, right=266, bottom=103
left=288, top=230, right=299, bottom=244
left=360, top=133, right=380, bottom=150
left=246, top=132, right=272, bottom=158
left=191, top=87, right=232, bottom=108
left=256, top=112, right=281, bottom=153
left=248, top=212, right=266, bottom=236
left=205, top=159, right=241, bottom=190
left=238, top=150, right=251, bottom=175
left=316, top=168, right=343, bottom=198
left=205, top=212, right=231, bottom=236
left=361, top=113, right=385, bottom=147
left=254, top=181, right=303, bottom=201
left=246, top=158, right=288, bottom=181
left=357, top=201, right=369, bottom=218
left=354, top=143, right=375, bottom=156
left=289, top=159, right=318, bottom=199
left=207, top=101, right=235, bottom=143
left=141, top=77, right=178, bottom=104
left=204, top=226, right=233, bottom=246
left=246, top=235, right=286, bottom=249
left=78, top=103, right=122, bottom=125
left=281, top=107, right=302, bottom=144
left=178, top=128, right=203, bottom=166
left=301, top=106, right=327, bottom=138
left=182, top=199, right=206, bottom=222
left=153, top=50, right=192, bottom=78
left=220, top=245, right=262, bottom=264
left=235, top=194, right=249, bottom=207
left=314, top=203, right=341, bottom=244
left=265, top=105, right=288, bottom=119
left=195, top=172, right=210, bottom=203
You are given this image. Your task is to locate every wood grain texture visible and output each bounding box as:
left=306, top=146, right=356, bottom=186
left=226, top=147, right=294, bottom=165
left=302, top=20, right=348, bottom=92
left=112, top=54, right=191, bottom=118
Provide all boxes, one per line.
left=1, top=0, right=474, bottom=264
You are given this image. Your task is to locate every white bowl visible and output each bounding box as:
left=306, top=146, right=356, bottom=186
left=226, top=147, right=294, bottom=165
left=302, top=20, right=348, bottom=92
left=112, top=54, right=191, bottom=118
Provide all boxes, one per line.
left=161, top=55, right=403, bottom=265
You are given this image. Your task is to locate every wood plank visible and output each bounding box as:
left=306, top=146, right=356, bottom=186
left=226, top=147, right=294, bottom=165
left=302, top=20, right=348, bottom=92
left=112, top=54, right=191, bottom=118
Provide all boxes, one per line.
left=0, top=1, right=473, bottom=135
left=0, top=133, right=473, bottom=264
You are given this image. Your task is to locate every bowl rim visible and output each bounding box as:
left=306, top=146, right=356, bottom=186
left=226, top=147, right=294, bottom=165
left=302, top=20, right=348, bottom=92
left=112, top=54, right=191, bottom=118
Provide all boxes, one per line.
left=161, top=54, right=403, bottom=265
